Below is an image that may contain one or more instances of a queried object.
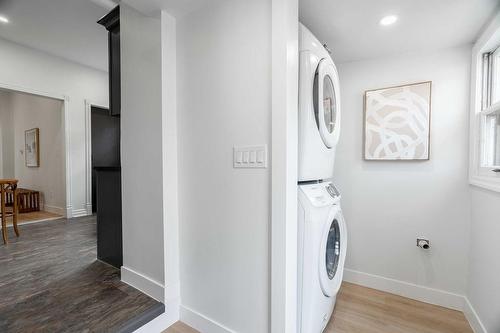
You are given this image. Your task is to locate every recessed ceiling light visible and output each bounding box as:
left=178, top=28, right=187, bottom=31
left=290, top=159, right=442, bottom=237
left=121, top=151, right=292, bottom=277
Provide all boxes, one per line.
left=379, top=15, right=398, bottom=26
left=0, top=15, right=9, bottom=24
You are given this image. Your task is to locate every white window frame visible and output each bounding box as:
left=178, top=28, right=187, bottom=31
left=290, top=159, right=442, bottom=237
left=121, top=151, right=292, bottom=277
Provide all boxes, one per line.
left=490, top=47, right=500, bottom=106
left=469, top=12, right=500, bottom=193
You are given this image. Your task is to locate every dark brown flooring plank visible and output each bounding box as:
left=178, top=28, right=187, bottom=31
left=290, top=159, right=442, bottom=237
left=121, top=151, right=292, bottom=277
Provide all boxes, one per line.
left=0, top=216, right=161, bottom=333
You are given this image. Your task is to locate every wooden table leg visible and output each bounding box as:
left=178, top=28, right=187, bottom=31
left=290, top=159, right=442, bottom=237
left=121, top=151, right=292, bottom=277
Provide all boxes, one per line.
left=13, top=188, right=19, bottom=237
left=1, top=186, right=7, bottom=244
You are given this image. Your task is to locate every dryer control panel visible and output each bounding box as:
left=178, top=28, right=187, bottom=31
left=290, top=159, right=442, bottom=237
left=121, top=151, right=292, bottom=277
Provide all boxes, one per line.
left=299, top=182, right=341, bottom=207
left=326, top=183, right=340, bottom=198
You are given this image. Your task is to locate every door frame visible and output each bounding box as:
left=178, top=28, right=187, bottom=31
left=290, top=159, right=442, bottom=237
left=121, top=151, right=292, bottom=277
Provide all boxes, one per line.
left=84, top=100, right=110, bottom=216
left=271, top=0, right=299, bottom=331
left=0, top=81, right=72, bottom=217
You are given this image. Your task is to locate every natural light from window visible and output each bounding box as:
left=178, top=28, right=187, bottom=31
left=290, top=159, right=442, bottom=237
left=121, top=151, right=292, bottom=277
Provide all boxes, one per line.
left=481, top=47, right=500, bottom=169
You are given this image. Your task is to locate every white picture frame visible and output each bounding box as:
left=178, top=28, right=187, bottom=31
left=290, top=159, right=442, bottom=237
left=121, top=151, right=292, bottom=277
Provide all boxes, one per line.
left=363, top=81, right=432, bottom=161
left=25, top=128, right=40, bottom=167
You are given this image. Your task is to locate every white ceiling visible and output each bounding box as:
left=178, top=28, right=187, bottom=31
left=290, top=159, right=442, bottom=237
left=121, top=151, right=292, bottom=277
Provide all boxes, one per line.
left=121, top=0, right=225, bottom=18
left=0, top=0, right=111, bottom=71
left=300, top=0, right=500, bottom=63
left=1, top=0, right=497, bottom=71
left=0, top=0, right=223, bottom=71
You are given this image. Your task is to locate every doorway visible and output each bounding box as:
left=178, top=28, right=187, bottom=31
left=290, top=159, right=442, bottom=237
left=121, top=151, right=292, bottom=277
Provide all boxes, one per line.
left=0, top=86, right=69, bottom=225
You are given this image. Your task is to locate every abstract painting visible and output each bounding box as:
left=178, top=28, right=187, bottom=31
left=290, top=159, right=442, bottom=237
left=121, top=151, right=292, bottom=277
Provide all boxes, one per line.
left=25, top=128, right=40, bottom=167
left=364, top=81, right=431, bottom=160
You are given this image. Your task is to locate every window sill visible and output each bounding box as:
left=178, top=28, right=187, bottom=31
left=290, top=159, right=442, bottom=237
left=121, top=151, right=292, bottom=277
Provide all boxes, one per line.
left=469, top=175, right=500, bottom=193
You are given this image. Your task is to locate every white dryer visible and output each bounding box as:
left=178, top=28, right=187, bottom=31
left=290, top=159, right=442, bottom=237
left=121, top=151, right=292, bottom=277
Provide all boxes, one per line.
left=299, top=23, right=341, bottom=182
left=298, top=181, right=347, bottom=333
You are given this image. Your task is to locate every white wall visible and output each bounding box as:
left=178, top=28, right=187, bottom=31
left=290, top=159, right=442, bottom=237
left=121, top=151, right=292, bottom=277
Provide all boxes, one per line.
left=0, top=90, right=14, bottom=178
left=0, top=37, right=108, bottom=216
left=335, top=45, right=472, bottom=303
left=467, top=188, right=500, bottom=332
left=9, top=92, right=65, bottom=212
left=177, top=0, right=271, bottom=331
left=120, top=4, right=165, bottom=300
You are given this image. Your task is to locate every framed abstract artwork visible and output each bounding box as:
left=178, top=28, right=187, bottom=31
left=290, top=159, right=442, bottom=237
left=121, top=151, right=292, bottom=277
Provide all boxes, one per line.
left=363, top=81, right=432, bottom=160
left=25, top=128, right=40, bottom=167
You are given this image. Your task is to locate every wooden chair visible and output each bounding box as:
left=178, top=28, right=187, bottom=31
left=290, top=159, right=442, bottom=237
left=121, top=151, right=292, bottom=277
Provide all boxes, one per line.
left=6, top=188, right=41, bottom=213
left=0, top=179, right=19, bottom=244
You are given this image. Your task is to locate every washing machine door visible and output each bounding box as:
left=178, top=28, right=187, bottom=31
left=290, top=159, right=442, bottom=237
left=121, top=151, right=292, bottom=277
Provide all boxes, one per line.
left=318, top=205, right=347, bottom=297
left=313, top=58, right=341, bottom=149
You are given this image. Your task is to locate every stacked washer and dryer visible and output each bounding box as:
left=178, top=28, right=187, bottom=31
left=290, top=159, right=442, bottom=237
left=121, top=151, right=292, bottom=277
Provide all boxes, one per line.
left=297, top=24, right=347, bottom=333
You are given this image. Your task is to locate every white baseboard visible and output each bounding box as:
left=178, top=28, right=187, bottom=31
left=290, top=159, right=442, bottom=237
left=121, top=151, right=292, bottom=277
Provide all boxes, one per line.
left=72, top=208, right=89, bottom=218
left=463, top=298, right=488, bottom=333
left=45, top=205, right=65, bottom=216
left=180, top=305, right=235, bottom=333
left=131, top=269, right=486, bottom=333
left=121, top=266, right=165, bottom=302
left=85, top=203, right=92, bottom=216
left=343, top=268, right=465, bottom=311
left=133, top=299, right=179, bottom=333
left=65, top=205, right=73, bottom=218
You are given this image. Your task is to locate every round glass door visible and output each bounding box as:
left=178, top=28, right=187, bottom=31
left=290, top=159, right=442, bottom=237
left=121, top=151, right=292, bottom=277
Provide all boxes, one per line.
left=322, top=76, right=336, bottom=134
left=312, top=58, right=341, bottom=148
left=319, top=207, right=346, bottom=297
left=314, top=75, right=337, bottom=134
left=325, top=219, right=340, bottom=280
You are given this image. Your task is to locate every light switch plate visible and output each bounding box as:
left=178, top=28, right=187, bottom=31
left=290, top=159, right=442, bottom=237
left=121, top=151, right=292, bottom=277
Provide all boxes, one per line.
left=233, top=145, right=267, bottom=168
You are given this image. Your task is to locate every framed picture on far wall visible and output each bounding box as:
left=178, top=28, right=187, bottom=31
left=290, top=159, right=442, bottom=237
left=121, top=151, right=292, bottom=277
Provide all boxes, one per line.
left=363, top=81, right=432, bottom=161
left=25, top=128, right=40, bottom=167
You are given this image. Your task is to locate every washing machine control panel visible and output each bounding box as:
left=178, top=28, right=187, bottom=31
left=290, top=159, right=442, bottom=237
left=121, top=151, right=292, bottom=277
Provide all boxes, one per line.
left=326, top=184, right=340, bottom=198
left=299, top=182, right=341, bottom=207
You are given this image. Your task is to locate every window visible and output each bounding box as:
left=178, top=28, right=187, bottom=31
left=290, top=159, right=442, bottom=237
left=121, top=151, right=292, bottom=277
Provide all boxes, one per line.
left=480, top=47, right=500, bottom=169
left=470, top=14, right=500, bottom=192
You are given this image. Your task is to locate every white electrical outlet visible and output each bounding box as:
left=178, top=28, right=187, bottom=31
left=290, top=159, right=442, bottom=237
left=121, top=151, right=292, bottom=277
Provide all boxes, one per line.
left=233, top=145, right=267, bottom=168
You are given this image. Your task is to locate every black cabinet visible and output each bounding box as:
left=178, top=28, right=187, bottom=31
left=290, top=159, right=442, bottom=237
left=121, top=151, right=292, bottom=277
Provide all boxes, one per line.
left=95, top=7, right=122, bottom=269
left=91, top=106, right=120, bottom=213
left=98, top=6, right=120, bottom=116
left=95, top=167, right=122, bottom=268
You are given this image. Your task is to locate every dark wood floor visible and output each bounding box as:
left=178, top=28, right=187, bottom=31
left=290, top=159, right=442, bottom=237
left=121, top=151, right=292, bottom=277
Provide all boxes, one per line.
left=0, top=216, right=161, bottom=333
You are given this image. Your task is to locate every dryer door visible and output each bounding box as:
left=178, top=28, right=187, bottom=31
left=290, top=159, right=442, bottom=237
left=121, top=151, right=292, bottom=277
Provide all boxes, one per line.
left=313, top=58, right=341, bottom=149
left=318, top=206, right=347, bottom=297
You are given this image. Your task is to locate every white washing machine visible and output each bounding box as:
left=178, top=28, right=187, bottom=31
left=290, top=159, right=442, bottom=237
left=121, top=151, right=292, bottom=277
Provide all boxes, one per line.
left=298, top=181, right=347, bottom=333
left=299, top=23, right=341, bottom=182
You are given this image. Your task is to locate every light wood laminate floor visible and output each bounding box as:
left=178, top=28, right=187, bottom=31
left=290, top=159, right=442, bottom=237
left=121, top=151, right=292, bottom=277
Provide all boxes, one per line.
left=164, top=282, right=472, bottom=333
left=0, top=216, right=162, bottom=332
left=0, top=210, right=63, bottom=229
left=17, top=210, right=63, bottom=223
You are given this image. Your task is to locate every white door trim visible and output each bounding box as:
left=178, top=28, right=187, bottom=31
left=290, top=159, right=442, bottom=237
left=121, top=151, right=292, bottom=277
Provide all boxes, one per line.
left=0, top=82, right=73, bottom=218
left=161, top=9, right=181, bottom=314
left=84, top=100, right=109, bottom=216
left=271, top=0, right=299, bottom=332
